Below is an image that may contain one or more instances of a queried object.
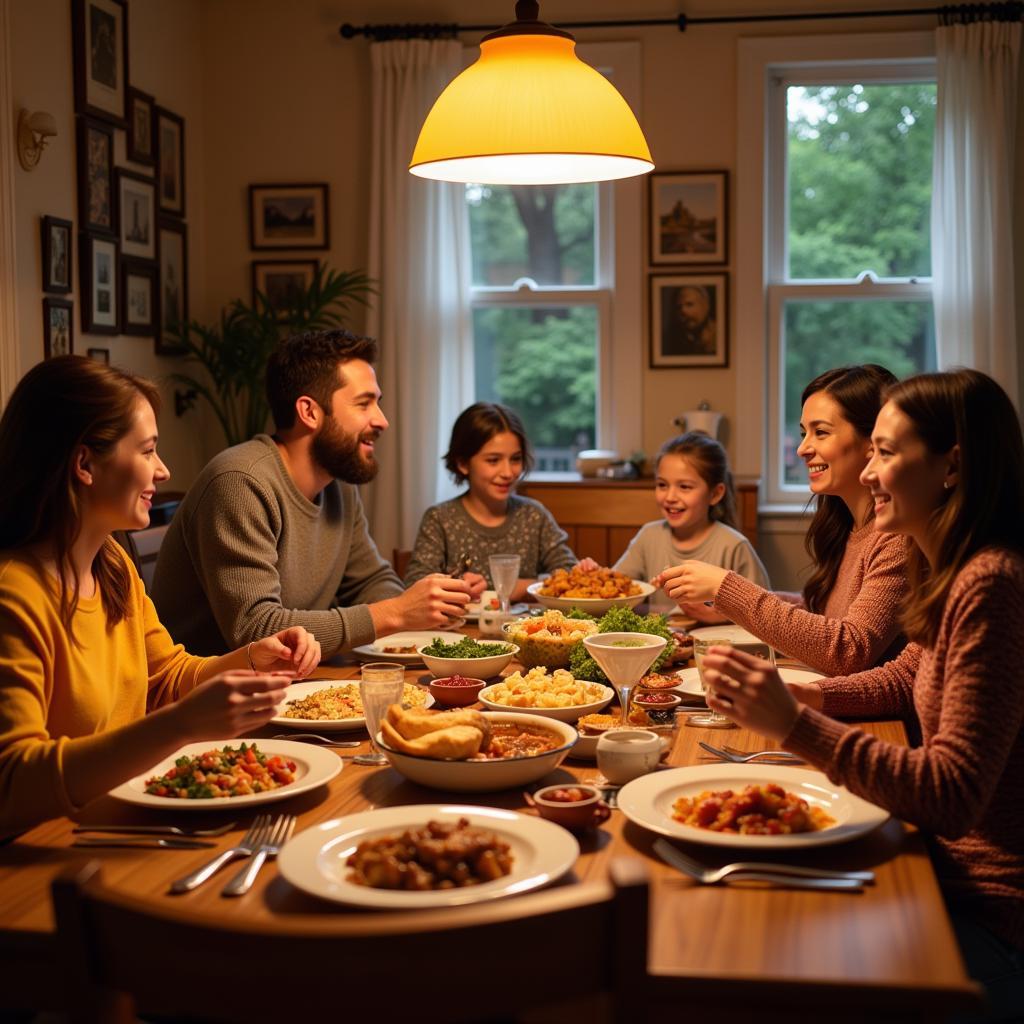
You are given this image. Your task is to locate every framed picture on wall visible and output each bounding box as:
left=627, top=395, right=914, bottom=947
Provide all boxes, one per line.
left=41, top=216, right=73, bottom=293
left=87, top=347, right=110, bottom=364
left=76, top=117, right=115, bottom=236
left=157, top=218, right=188, bottom=355
left=43, top=298, right=74, bottom=359
left=649, top=272, right=729, bottom=369
left=156, top=106, right=186, bottom=218
left=126, top=87, right=156, bottom=165
left=251, top=259, right=319, bottom=318
left=80, top=233, right=119, bottom=335
left=120, top=257, right=158, bottom=337
left=249, top=183, right=329, bottom=250
left=648, top=171, right=728, bottom=266
left=72, top=0, right=129, bottom=126
left=115, top=169, right=157, bottom=260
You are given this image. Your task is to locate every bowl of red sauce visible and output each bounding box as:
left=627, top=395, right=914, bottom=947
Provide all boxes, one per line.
left=428, top=675, right=487, bottom=707
left=531, top=783, right=610, bottom=830
left=631, top=690, right=682, bottom=711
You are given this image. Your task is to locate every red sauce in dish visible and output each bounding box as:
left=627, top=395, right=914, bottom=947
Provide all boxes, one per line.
left=442, top=675, right=480, bottom=687
left=634, top=692, right=677, bottom=705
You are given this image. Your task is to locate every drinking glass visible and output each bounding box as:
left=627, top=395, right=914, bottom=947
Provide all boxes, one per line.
left=488, top=554, right=521, bottom=614
left=688, top=638, right=775, bottom=729
left=353, top=663, right=405, bottom=766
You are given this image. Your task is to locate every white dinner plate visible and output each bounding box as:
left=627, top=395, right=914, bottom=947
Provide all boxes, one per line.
left=617, top=764, right=888, bottom=849
left=109, top=740, right=341, bottom=811
left=271, top=679, right=434, bottom=733
left=689, top=624, right=765, bottom=644
left=278, top=804, right=580, bottom=908
left=352, top=631, right=466, bottom=664
left=672, top=666, right=824, bottom=698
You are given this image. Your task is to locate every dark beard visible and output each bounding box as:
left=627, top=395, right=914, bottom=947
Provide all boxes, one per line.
left=311, top=417, right=379, bottom=484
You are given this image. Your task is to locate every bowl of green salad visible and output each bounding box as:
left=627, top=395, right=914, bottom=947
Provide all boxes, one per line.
left=418, top=636, right=519, bottom=680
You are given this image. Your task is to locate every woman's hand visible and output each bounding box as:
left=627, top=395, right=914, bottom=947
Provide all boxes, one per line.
left=785, top=680, right=825, bottom=710
left=249, top=627, right=321, bottom=678
left=173, top=671, right=291, bottom=740
left=462, top=571, right=488, bottom=599
left=652, top=561, right=729, bottom=603
left=679, top=601, right=730, bottom=625
left=700, top=646, right=801, bottom=743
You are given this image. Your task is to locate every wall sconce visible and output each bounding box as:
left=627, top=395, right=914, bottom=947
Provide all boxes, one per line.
left=17, top=110, right=58, bottom=171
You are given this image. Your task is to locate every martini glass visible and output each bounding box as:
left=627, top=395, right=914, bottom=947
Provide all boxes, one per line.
left=582, top=632, right=668, bottom=727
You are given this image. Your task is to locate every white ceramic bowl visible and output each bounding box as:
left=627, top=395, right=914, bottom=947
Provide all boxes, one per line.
left=478, top=682, right=615, bottom=723
left=417, top=640, right=518, bottom=680
left=576, top=449, right=619, bottom=477
left=376, top=711, right=577, bottom=792
left=527, top=580, right=655, bottom=616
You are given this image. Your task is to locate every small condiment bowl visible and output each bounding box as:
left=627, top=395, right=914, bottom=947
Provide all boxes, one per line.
left=631, top=691, right=683, bottom=712
left=530, top=784, right=610, bottom=830
left=428, top=675, right=486, bottom=707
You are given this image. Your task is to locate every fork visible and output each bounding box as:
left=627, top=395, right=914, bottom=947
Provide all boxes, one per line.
left=698, top=741, right=805, bottom=764
left=72, top=822, right=237, bottom=837
left=73, top=836, right=216, bottom=850
left=653, top=839, right=873, bottom=889
left=221, top=814, right=296, bottom=897
left=168, top=815, right=272, bottom=894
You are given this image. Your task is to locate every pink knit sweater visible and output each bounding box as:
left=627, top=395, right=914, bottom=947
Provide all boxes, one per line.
left=714, top=526, right=908, bottom=675
left=784, top=548, right=1024, bottom=949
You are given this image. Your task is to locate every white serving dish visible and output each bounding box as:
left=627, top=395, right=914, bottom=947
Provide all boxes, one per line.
left=477, top=682, right=614, bottom=723
left=526, top=579, right=655, bottom=616
left=352, top=631, right=466, bottom=664
left=417, top=640, right=518, bottom=680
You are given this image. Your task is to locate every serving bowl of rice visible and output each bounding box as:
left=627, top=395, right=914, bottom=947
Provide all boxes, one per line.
left=502, top=610, right=598, bottom=669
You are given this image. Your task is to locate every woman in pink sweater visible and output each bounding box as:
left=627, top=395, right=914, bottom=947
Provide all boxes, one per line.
left=656, top=364, right=908, bottom=675
left=701, top=369, right=1024, bottom=1019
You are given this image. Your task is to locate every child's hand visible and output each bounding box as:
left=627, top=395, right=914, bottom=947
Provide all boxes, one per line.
left=652, top=560, right=729, bottom=603
left=576, top=557, right=601, bottom=572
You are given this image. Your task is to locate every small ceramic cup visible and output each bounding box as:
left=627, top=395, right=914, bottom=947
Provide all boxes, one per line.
left=479, top=609, right=518, bottom=638
left=596, top=728, right=664, bottom=785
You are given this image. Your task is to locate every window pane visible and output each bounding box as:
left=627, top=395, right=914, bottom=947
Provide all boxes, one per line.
left=787, top=83, right=936, bottom=280
left=473, top=306, right=597, bottom=472
left=466, top=184, right=596, bottom=287
left=781, top=299, right=935, bottom=485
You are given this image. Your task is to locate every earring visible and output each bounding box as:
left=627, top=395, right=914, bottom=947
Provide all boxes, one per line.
left=943, top=481, right=953, bottom=490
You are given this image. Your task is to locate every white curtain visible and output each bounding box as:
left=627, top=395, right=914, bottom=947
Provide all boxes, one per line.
left=931, top=18, right=1022, bottom=408
left=364, top=40, right=473, bottom=562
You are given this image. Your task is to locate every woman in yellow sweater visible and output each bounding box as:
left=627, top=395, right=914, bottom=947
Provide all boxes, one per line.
left=0, top=357, right=321, bottom=836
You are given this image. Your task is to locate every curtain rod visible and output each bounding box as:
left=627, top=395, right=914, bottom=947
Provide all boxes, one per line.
left=339, top=3, right=1022, bottom=41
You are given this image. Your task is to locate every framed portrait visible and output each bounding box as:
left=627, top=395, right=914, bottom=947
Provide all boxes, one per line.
left=76, top=117, right=115, bottom=236
left=157, top=218, right=188, bottom=355
left=87, top=347, right=110, bottom=364
left=120, top=257, right=158, bottom=337
left=126, top=87, right=156, bottom=165
left=251, top=259, right=319, bottom=317
left=80, top=234, right=119, bottom=335
left=43, top=298, right=74, bottom=359
left=155, top=106, right=186, bottom=218
left=115, top=169, right=157, bottom=260
left=41, top=216, right=73, bottom=294
left=648, top=171, right=728, bottom=266
left=72, top=0, right=128, bottom=126
left=249, top=183, right=329, bottom=250
left=649, top=273, right=729, bottom=369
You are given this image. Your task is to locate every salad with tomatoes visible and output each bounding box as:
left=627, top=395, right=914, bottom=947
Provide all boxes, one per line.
left=144, top=743, right=297, bottom=799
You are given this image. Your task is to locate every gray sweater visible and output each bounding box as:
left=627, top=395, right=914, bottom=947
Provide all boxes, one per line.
left=151, top=435, right=403, bottom=657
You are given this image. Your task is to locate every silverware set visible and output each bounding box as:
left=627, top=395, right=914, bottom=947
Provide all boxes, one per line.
left=698, top=741, right=806, bottom=765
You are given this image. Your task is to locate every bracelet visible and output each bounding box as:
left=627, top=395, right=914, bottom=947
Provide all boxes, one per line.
left=246, top=641, right=256, bottom=671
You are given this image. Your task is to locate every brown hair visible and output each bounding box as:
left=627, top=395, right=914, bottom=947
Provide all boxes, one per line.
left=655, top=432, right=737, bottom=529
left=0, top=355, right=161, bottom=634
left=888, top=369, right=1024, bottom=647
left=444, top=403, right=534, bottom=485
left=800, top=364, right=898, bottom=613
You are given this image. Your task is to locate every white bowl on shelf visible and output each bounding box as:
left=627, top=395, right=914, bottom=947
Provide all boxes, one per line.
left=575, top=449, right=619, bottom=477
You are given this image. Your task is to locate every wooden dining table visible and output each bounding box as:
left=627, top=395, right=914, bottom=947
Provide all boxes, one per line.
left=0, top=638, right=982, bottom=1021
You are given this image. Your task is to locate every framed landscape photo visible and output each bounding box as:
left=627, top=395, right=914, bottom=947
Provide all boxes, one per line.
left=77, top=117, right=115, bottom=236
left=120, top=257, right=158, bottom=337
left=649, top=272, right=729, bottom=369
left=80, top=234, right=119, bottom=335
left=649, top=171, right=728, bottom=266
left=126, top=87, right=156, bottom=165
left=41, top=216, right=73, bottom=293
left=249, top=183, right=329, bottom=250
left=157, top=218, right=188, bottom=355
left=116, top=169, right=157, bottom=260
left=72, top=0, right=128, bottom=126
left=251, top=259, right=319, bottom=317
left=43, top=298, right=74, bottom=359
left=156, top=106, right=186, bottom=218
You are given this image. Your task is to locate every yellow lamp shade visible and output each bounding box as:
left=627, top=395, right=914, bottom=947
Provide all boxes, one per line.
left=410, top=32, right=654, bottom=185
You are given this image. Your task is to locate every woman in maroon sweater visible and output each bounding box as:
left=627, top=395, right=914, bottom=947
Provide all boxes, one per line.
left=701, top=369, right=1024, bottom=1020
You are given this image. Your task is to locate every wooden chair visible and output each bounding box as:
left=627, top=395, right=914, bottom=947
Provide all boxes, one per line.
left=52, top=857, right=650, bottom=1024
left=392, top=547, right=412, bottom=579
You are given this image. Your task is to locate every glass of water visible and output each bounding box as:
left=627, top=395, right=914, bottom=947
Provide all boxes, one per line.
left=354, top=662, right=405, bottom=766
left=488, top=554, right=521, bottom=614
left=688, top=637, right=738, bottom=729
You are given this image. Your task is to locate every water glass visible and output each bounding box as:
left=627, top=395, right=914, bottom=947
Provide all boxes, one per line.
left=354, top=663, right=405, bottom=766
left=488, top=554, right=521, bottom=614
left=688, top=637, right=738, bottom=729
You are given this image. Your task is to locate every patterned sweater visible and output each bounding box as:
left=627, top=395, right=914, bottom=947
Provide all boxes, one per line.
left=714, top=526, right=909, bottom=675
left=783, top=548, right=1024, bottom=949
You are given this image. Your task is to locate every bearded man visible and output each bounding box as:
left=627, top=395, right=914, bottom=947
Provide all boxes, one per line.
left=152, top=329, right=470, bottom=656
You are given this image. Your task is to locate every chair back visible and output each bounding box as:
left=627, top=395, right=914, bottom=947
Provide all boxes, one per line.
left=392, top=547, right=412, bottom=580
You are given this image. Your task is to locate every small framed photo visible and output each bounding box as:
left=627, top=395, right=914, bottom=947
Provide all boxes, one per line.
left=249, top=183, right=329, bottom=250
left=76, top=117, right=115, bottom=236
left=648, top=171, right=728, bottom=266
left=41, top=216, right=73, bottom=294
left=649, top=273, right=729, bottom=369
left=43, top=298, right=74, bottom=359
left=80, top=234, right=119, bottom=335
left=251, top=259, right=319, bottom=317
left=115, top=169, right=157, bottom=260
left=126, top=87, right=156, bottom=165
left=87, top=347, right=110, bottom=364
left=157, top=218, right=188, bottom=355
left=72, top=0, right=128, bottom=125
left=156, top=106, right=186, bottom=218
left=120, top=257, right=158, bottom=337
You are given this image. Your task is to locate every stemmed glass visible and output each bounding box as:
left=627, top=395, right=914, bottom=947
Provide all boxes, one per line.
left=488, top=554, right=521, bottom=614
left=353, top=662, right=405, bottom=766
left=582, top=632, right=668, bottom=727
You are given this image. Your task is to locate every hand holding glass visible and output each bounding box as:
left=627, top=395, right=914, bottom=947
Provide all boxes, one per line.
left=488, top=554, right=520, bottom=614
left=689, top=638, right=775, bottom=729
left=354, top=663, right=405, bottom=766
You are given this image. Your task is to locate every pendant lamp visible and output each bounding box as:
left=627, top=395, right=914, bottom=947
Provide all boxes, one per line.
left=409, top=0, right=654, bottom=185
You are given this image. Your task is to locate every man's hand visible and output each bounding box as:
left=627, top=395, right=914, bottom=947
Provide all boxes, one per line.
left=370, top=574, right=472, bottom=634
left=462, top=571, right=488, bottom=600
